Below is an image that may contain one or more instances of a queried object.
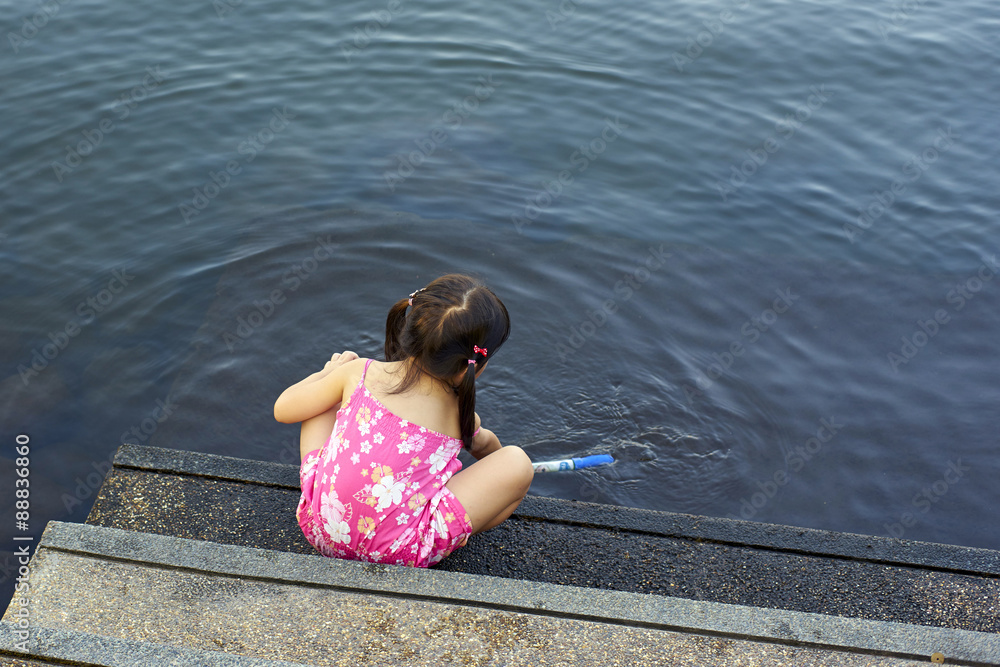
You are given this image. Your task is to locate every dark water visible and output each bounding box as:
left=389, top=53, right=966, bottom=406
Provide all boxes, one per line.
left=2, top=0, right=999, bottom=605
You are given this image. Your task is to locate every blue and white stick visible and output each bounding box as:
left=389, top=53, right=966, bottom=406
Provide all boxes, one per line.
left=532, top=454, right=614, bottom=473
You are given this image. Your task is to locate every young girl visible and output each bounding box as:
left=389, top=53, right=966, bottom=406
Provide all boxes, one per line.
left=274, top=274, right=534, bottom=567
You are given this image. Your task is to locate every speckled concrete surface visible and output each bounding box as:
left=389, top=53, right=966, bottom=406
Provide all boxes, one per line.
left=104, top=444, right=1000, bottom=575
left=0, top=622, right=309, bottom=666
left=8, top=522, right=999, bottom=665
left=88, top=468, right=313, bottom=555
left=0, top=656, right=58, bottom=667
left=4, top=547, right=940, bottom=667
left=88, top=459, right=1000, bottom=634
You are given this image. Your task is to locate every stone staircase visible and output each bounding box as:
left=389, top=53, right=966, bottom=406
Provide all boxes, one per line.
left=2, top=443, right=999, bottom=666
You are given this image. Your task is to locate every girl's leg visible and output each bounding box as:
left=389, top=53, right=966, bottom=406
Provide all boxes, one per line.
left=445, top=446, right=534, bottom=536
left=472, top=497, right=524, bottom=534
left=298, top=351, right=358, bottom=462
left=300, top=406, right=338, bottom=462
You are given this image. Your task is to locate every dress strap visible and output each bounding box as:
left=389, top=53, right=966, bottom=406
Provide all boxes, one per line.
left=362, top=358, right=373, bottom=380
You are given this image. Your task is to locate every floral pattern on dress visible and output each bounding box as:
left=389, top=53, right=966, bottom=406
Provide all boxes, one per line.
left=398, top=431, right=429, bottom=455
left=357, top=516, right=377, bottom=536
left=353, top=465, right=413, bottom=513
left=297, top=359, right=474, bottom=568
left=319, top=489, right=352, bottom=545
left=427, top=444, right=450, bottom=475
left=355, top=405, right=374, bottom=436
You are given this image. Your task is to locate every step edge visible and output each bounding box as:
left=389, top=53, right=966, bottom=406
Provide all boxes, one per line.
left=108, top=444, right=1000, bottom=577
left=0, top=620, right=317, bottom=667
left=30, top=521, right=1000, bottom=666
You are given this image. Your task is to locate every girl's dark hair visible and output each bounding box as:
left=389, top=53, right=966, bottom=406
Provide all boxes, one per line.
left=384, top=274, right=510, bottom=449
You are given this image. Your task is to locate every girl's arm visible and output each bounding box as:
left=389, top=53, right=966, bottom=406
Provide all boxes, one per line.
left=274, top=356, right=364, bottom=424
left=468, top=412, right=502, bottom=460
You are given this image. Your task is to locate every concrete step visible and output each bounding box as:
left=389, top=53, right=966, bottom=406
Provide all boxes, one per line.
left=0, top=620, right=310, bottom=666
left=86, top=444, right=1000, bottom=635
left=5, top=520, right=999, bottom=666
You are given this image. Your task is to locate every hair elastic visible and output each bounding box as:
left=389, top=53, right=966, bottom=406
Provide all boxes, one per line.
left=407, top=287, right=425, bottom=306
left=467, top=359, right=476, bottom=365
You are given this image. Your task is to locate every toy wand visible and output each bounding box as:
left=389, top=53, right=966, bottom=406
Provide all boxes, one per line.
left=532, top=454, right=614, bottom=473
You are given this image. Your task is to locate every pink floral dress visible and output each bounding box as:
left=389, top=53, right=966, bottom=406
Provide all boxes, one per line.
left=297, top=359, right=474, bottom=567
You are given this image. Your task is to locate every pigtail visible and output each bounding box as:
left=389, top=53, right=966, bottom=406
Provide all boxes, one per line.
left=384, top=298, right=410, bottom=362
left=457, top=360, right=477, bottom=450
left=385, top=275, right=510, bottom=450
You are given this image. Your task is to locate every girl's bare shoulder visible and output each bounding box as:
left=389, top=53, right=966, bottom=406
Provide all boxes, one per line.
left=339, top=356, right=372, bottom=385
left=362, top=359, right=406, bottom=392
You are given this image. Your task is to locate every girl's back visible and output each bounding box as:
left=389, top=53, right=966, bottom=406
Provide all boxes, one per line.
left=298, top=357, right=470, bottom=566
left=352, top=358, right=463, bottom=441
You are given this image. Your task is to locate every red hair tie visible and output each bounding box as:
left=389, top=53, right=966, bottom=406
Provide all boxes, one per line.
left=473, top=345, right=487, bottom=357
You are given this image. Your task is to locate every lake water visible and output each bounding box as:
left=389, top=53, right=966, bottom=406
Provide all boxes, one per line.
left=1, top=0, right=999, bottom=604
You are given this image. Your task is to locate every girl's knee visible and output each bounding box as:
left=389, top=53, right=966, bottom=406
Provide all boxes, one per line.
left=501, top=445, right=534, bottom=488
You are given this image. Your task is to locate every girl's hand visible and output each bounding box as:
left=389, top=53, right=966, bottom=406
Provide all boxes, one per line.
left=470, top=420, right=502, bottom=460
left=323, top=351, right=359, bottom=373
left=274, top=351, right=362, bottom=423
